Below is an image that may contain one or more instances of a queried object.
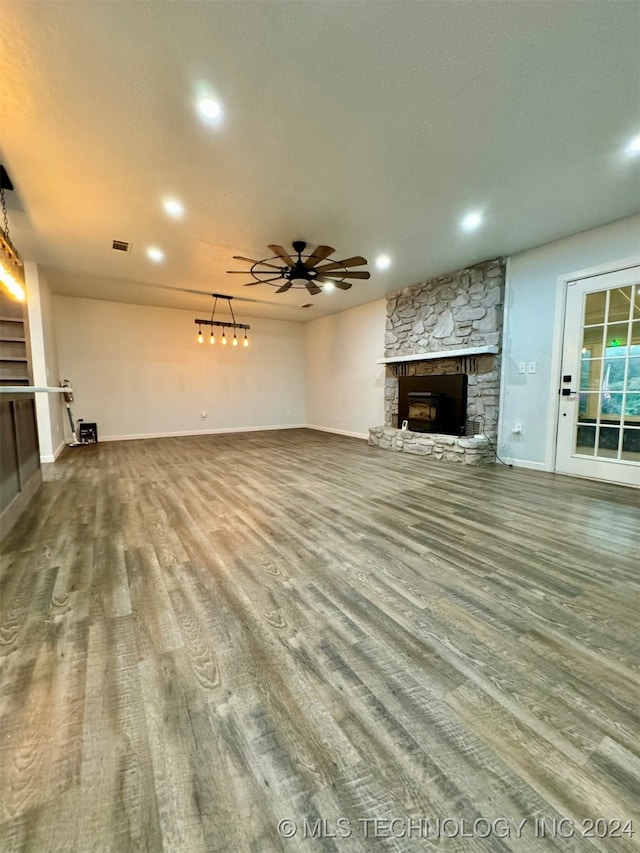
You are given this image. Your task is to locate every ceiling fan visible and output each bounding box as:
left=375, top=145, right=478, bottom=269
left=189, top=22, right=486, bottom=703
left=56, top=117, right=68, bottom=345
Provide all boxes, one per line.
left=227, top=241, right=370, bottom=295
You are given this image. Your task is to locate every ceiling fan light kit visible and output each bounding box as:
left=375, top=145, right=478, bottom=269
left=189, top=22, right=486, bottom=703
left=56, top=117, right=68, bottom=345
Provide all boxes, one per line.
left=227, top=241, right=370, bottom=296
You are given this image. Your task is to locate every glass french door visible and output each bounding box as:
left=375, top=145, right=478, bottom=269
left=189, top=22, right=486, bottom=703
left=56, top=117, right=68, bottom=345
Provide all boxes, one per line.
left=556, top=266, right=640, bottom=487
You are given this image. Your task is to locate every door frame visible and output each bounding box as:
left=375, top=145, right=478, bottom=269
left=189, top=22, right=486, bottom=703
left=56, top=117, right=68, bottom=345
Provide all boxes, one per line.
left=547, top=255, right=640, bottom=481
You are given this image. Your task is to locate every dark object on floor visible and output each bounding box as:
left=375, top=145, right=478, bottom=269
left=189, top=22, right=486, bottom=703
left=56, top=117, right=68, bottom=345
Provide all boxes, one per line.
left=78, top=421, right=98, bottom=443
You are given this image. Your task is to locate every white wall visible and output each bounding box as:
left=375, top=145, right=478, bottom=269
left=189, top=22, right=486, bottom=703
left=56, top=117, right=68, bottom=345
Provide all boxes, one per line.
left=305, top=298, right=386, bottom=438
left=25, top=263, right=66, bottom=461
left=54, top=296, right=306, bottom=440
left=499, top=215, right=640, bottom=468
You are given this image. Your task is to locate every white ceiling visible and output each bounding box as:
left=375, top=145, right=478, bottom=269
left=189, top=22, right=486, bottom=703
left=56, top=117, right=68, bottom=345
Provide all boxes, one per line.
left=1, top=1, right=639, bottom=323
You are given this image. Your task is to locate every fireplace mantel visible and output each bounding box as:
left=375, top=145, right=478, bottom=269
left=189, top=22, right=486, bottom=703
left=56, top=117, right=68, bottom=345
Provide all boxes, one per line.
left=377, top=344, right=499, bottom=365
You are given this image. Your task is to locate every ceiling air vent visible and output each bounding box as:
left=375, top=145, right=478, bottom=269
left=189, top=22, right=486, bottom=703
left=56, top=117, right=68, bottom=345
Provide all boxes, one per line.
left=112, top=239, right=131, bottom=253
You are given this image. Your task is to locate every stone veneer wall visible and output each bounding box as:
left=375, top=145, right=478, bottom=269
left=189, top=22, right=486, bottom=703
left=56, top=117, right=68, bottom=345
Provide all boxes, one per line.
left=383, top=258, right=505, bottom=438
left=385, top=258, right=504, bottom=356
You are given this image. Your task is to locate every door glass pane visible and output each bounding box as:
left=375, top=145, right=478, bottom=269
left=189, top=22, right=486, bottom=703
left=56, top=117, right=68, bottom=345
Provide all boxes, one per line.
left=628, top=357, right=640, bottom=393
left=622, top=428, right=640, bottom=461
left=582, top=325, right=603, bottom=352
left=608, top=286, right=632, bottom=322
left=600, top=393, right=623, bottom=424
left=633, top=286, right=640, bottom=320
left=578, top=392, right=599, bottom=421
left=585, top=290, right=606, bottom=325
left=601, top=357, right=625, bottom=394
left=575, top=425, right=595, bottom=455
left=624, top=393, right=640, bottom=422
left=602, top=355, right=626, bottom=391
left=579, top=358, right=602, bottom=392
left=597, top=426, right=620, bottom=458
left=605, top=323, right=628, bottom=350
left=631, top=321, right=640, bottom=347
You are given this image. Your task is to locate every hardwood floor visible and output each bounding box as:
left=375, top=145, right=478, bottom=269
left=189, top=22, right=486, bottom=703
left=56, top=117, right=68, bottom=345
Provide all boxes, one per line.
left=1, top=429, right=638, bottom=852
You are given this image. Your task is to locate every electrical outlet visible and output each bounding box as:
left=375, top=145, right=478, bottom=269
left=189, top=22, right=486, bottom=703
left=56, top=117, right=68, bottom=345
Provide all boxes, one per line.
left=527, top=361, right=537, bottom=374
left=518, top=362, right=526, bottom=374
left=512, top=423, right=523, bottom=435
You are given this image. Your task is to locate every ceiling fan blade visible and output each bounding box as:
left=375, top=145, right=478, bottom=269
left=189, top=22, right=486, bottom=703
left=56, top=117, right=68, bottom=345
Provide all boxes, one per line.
left=334, top=281, right=352, bottom=291
left=331, top=270, right=370, bottom=279
left=304, top=245, right=335, bottom=268
left=268, top=245, right=295, bottom=267
left=243, top=275, right=283, bottom=286
left=314, top=256, right=368, bottom=273
left=275, top=281, right=293, bottom=293
left=305, top=281, right=322, bottom=296
left=233, top=255, right=283, bottom=270
left=227, top=270, right=282, bottom=274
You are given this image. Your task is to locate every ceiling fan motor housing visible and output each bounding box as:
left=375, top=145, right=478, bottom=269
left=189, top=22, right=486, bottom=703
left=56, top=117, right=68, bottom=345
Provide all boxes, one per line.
left=284, top=265, right=318, bottom=283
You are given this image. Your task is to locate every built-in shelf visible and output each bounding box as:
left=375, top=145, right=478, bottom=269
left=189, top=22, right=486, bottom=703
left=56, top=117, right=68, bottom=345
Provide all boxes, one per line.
left=377, top=345, right=499, bottom=365
left=1, top=290, right=42, bottom=541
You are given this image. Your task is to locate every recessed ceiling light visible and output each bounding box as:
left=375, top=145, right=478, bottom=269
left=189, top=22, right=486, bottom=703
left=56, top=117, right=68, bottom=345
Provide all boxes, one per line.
left=626, top=135, right=640, bottom=155
left=323, top=281, right=335, bottom=291
left=163, top=198, right=184, bottom=218
left=197, top=97, right=223, bottom=122
left=146, top=247, right=164, bottom=263
left=460, top=211, right=483, bottom=232
left=375, top=254, right=391, bottom=270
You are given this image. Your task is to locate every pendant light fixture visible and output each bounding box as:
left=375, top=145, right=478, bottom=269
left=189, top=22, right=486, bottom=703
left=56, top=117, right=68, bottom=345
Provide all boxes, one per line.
left=195, top=294, right=250, bottom=348
left=0, top=166, right=25, bottom=302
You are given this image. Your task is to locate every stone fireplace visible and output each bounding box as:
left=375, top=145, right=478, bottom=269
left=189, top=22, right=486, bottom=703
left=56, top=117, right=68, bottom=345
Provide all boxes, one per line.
left=369, top=258, right=505, bottom=464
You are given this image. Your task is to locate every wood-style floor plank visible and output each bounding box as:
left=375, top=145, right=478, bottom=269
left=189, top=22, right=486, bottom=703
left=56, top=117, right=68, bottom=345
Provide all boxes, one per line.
left=0, top=429, right=638, bottom=851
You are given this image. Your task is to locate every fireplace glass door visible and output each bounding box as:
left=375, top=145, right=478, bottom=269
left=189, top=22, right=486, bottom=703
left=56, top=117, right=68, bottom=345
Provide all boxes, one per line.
left=407, top=392, right=444, bottom=432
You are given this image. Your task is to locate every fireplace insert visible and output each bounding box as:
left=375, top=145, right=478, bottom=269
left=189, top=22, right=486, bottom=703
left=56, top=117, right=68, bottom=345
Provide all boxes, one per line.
left=407, top=392, right=445, bottom=432
left=398, top=374, right=467, bottom=436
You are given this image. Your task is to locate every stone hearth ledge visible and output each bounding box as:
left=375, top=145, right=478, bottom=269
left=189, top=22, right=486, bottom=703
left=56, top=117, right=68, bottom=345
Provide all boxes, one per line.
left=368, top=426, right=493, bottom=465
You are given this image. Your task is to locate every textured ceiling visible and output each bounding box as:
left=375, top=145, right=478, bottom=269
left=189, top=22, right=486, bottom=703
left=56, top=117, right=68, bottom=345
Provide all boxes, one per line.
left=1, top=0, right=639, bottom=322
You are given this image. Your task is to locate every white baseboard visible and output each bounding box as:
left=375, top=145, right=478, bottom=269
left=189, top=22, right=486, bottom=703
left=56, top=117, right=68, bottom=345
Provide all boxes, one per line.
left=100, top=424, right=307, bottom=442
left=40, top=439, right=70, bottom=464
left=499, top=456, right=550, bottom=471
left=305, top=424, right=369, bottom=440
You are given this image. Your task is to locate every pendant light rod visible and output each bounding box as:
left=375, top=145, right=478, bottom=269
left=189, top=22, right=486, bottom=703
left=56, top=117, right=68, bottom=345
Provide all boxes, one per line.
left=194, top=319, right=250, bottom=330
